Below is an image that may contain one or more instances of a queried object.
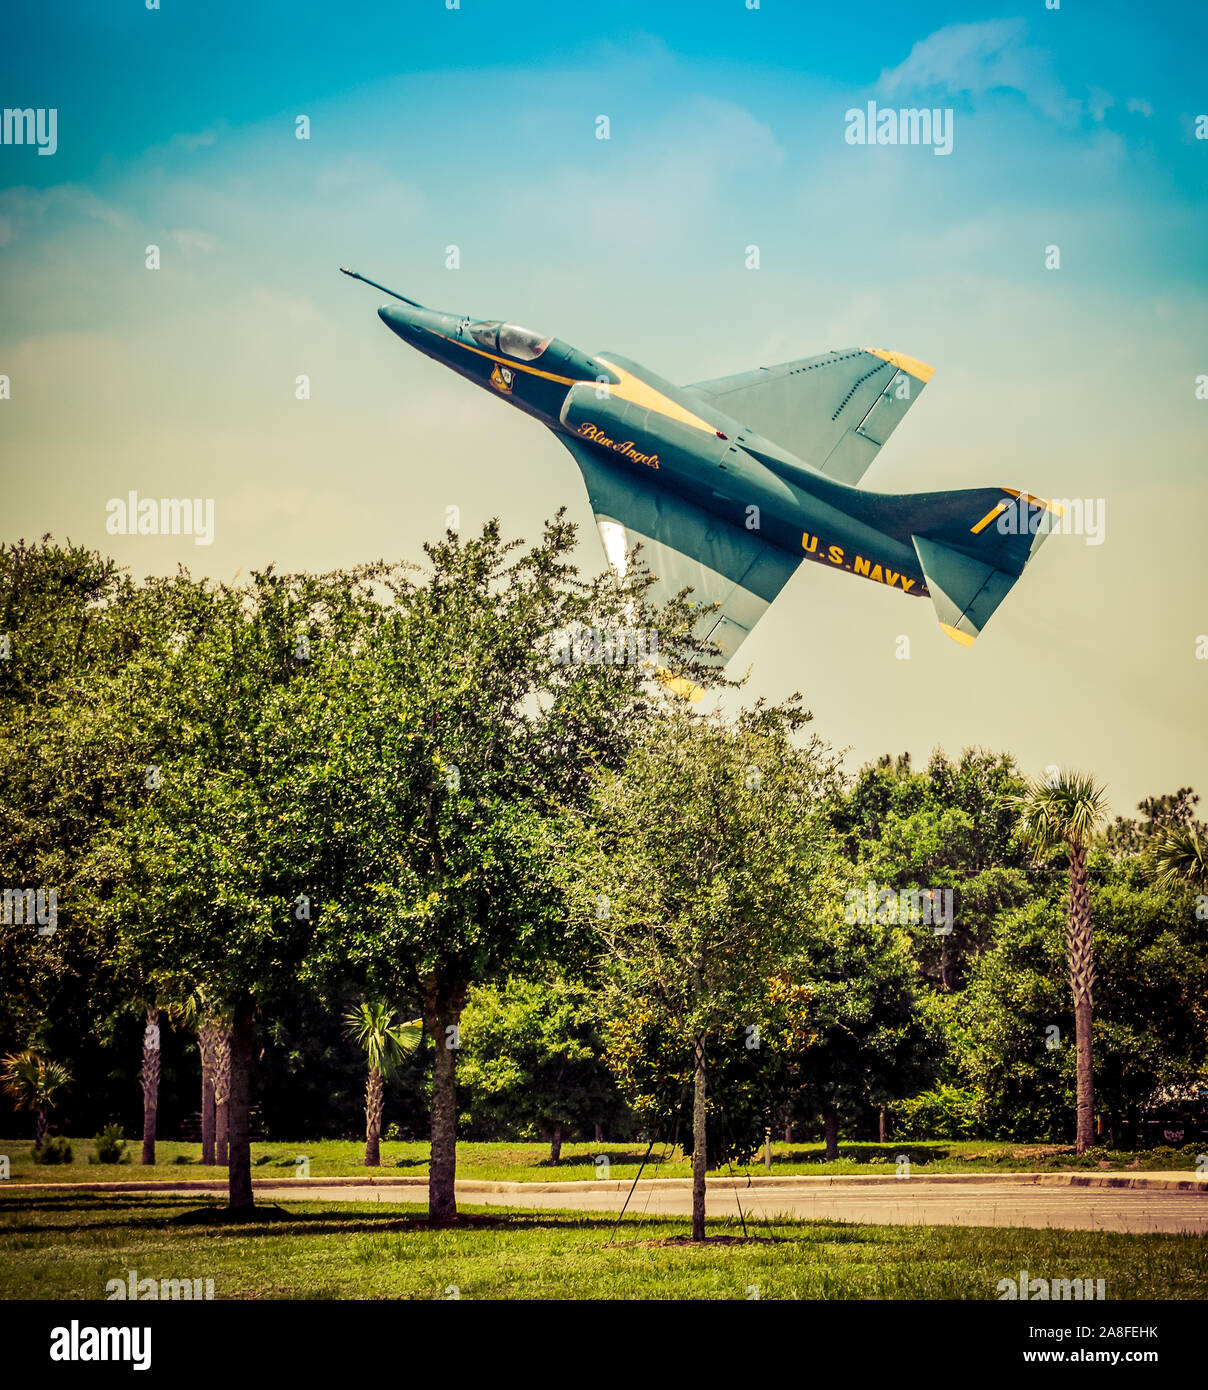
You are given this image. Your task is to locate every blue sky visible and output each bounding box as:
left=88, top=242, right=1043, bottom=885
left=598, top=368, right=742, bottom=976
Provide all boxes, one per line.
left=2, top=1, right=1206, bottom=813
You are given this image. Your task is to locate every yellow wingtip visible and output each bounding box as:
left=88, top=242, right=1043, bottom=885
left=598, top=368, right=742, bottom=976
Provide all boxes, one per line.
left=940, top=622, right=977, bottom=647
left=656, top=666, right=706, bottom=702
left=1001, top=487, right=1064, bottom=517
left=863, top=347, right=935, bottom=384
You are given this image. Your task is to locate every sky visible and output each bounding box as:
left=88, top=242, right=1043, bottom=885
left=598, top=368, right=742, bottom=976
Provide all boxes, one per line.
left=1, top=0, right=1205, bottom=815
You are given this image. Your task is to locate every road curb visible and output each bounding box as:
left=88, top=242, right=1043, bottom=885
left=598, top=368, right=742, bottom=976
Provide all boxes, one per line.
left=5, top=1171, right=1206, bottom=1196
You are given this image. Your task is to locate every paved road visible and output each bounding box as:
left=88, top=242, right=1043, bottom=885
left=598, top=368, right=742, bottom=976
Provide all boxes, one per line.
left=221, top=1180, right=1208, bottom=1235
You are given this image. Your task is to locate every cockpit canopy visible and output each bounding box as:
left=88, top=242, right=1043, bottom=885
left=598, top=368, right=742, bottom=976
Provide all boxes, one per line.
left=468, top=321, right=552, bottom=361
left=499, top=324, right=552, bottom=360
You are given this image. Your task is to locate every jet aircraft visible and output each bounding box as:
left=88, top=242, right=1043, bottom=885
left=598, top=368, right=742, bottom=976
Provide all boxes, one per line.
left=343, top=268, right=1058, bottom=669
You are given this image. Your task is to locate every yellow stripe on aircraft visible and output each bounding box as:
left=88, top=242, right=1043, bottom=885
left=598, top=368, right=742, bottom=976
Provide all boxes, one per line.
left=940, top=622, right=977, bottom=647
left=970, top=501, right=1009, bottom=534
left=1001, top=487, right=1065, bottom=517
left=656, top=666, right=706, bottom=702
left=596, top=358, right=718, bottom=436
left=862, top=347, right=935, bottom=384
left=430, top=331, right=584, bottom=386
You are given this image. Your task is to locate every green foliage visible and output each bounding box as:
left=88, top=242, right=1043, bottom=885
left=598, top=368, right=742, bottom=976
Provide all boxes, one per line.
left=950, top=868, right=1208, bottom=1140
left=89, top=1123, right=129, bottom=1164
left=786, top=903, right=942, bottom=1133
left=1, top=1049, right=72, bottom=1113
left=604, top=975, right=815, bottom=1164
left=891, top=1085, right=983, bottom=1140
left=31, top=1135, right=73, bottom=1164
left=580, top=701, right=836, bottom=1165
left=1008, top=770, right=1110, bottom=855
left=343, top=1001, right=422, bottom=1079
left=458, top=975, right=625, bottom=1146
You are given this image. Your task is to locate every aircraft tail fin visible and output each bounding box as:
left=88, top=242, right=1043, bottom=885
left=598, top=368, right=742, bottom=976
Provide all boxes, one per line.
left=907, top=488, right=1060, bottom=645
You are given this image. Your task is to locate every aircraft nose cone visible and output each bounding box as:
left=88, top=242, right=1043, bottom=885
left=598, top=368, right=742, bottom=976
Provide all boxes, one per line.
left=378, top=303, right=412, bottom=336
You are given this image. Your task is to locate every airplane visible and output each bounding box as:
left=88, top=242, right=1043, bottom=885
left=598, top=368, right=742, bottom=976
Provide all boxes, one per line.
left=342, top=267, right=1059, bottom=679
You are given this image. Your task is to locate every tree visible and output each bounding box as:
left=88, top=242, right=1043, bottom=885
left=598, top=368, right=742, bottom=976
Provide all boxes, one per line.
left=1, top=1049, right=72, bottom=1150
left=343, top=1002, right=422, bottom=1166
left=582, top=701, right=836, bottom=1239
left=1152, top=824, right=1208, bottom=894
left=603, top=973, right=815, bottom=1165
left=833, top=748, right=1030, bottom=992
left=212, top=1025, right=231, bottom=1166
left=313, top=516, right=720, bottom=1219
left=786, top=903, right=938, bottom=1156
left=458, top=974, right=625, bottom=1162
left=138, top=1006, right=160, bottom=1165
left=951, top=854, right=1208, bottom=1144
left=0, top=540, right=139, bottom=1134
left=1007, top=771, right=1109, bottom=1153
left=104, top=564, right=374, bottom=1209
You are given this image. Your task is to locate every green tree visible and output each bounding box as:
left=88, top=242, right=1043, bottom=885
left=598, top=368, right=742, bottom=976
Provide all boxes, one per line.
left=1, top=1049, right=72, bottom=1150
left=312, top=516, right=718, bottom=1219
left=952, top=856, right=1208, bottom=1144
left=1006, top=771, right=1110, bottom=1153
left=343, top=1002, right=422, bottom=1166
left=581, top=701, right=835, bottom=1239
left=459, top=975, right=625, bottom=1162
left=603, top=973, right=815, bottom=1164
left=104, top=564, right=373, bottom=1208
left=788, top=902, right=938, bottom=1155
left=835, top=748, right=1029, bottom=992
left=0, top=540, right=137, bottom=1118
left=1152, top=824, right=1208, bottom=894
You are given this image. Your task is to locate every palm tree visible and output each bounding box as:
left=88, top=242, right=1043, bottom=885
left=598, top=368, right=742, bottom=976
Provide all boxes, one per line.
left=165, top=989, right=226, bottom=1166
left=1009, top=770, right=1109, bottom=1154
left=213, top=1025, right=232, bottom=1165
left=343, top=1002, right=422, bottom=1166
left=1152, top=823, right=1208, bottom=893
left=139, top=1005, right=161, bottom=1165
left=1, top=1049, right=72, bottom=1151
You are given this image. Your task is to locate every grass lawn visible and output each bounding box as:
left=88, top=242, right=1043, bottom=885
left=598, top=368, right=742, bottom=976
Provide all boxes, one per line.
left=0, top=1190, right=1204, bottom=1299
left=4, top=1136, right=1205, bottom=1186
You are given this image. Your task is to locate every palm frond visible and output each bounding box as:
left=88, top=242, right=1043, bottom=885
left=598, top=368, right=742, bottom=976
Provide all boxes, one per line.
left=1007, top=769, right=1110, bottom=855
left=1152, top=823, right=1208, bottom=891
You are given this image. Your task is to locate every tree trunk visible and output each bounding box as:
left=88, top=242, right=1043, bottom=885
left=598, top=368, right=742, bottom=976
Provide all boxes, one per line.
left=822, top=1103, right=839, bottom=1160
left=365, top=1065, right=383, bottom=1167
left=213, top=1028, right=231, bottom=1165
left=784, top=1123, right=792, bottom=1144
left=549, top=1126, right=562, bottom=1165
left=594, top=1123, right=603, bottom=1144
left=691, top=1034, right=707, bottom=1241
left=198, top=1024, right=216, bottom=1165
left=34, top=1105, right=48, bottom=1151
left=227, top=1000, right=255, bottom=1210
left=1067, top=843, right=1096, bottom=1154
left=423, top=975, right=466, bottom=1221
left=764, top=1127, right=772, bottom=1170
left=140, top=1007, right=160, bottom=1165
left=878, top=1107, right=887, bottom=1143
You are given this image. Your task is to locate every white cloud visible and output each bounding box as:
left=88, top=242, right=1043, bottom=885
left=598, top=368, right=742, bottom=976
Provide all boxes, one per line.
left=879, top=19, right=1082, bottom=123
left=0, top=184, right=125, bottom=246
left=169, top=228, right=220, bottom=254
left=1126, top=97, right=1154, bottom=117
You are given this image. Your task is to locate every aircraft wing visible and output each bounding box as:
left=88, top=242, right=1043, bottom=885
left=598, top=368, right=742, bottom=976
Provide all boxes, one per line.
left=562, top=438, right=801, bottom=666
left=684, top=347, right=933, bottom=486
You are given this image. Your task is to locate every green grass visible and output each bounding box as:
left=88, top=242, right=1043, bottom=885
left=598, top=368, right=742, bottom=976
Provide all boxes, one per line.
left=0, top=1190, right=1203, bottom=1299
left=3, top=1136, right=1203, bottom=1186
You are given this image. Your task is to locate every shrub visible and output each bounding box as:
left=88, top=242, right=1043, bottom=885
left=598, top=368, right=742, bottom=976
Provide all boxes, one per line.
left=32, top=1136, right=73, bottom=1164
left=891, top=1085, right=983, bottom=1140
left=89, top=1124, right=128, bottom=1165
